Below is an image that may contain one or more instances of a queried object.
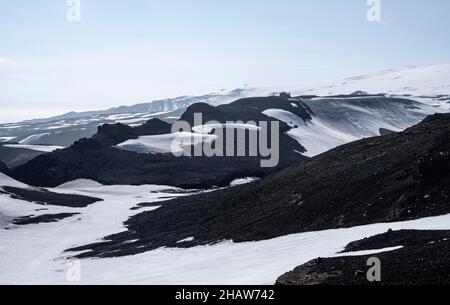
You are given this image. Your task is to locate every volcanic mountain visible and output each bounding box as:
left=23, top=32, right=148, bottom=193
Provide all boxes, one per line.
left=9, top=96, right=310, bottom=188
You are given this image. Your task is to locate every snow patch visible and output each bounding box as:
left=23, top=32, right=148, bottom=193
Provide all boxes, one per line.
left=19, top=133, right=51, bottom=145
left=262, top=109, right=307, bottom=128
left=116, top=132, right=217, bottom=155
left=177, top=237, right=195, bottom=243
left=56, top=179, right=104, bottom=190
left=229, top=177, right=260, bottom=187
left=288, top=119, right=359, bottom=157
left=0, top=137, right=15, bottom=143
left=3, top=144, right=64, bottom=153
left=334, top=246, right=404, bottom=258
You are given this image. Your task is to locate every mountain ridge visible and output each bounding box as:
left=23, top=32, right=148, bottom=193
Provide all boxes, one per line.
left=9, top=97, right=308, bottom=188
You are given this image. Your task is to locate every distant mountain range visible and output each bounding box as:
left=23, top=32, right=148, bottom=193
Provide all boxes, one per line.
left=23, top=88, right=266, bottom=124
left=0, top=87, right=273, bottom=149
left=0, top=65, right=449, bottom=148
left=0, top=64, right=449, bottom=173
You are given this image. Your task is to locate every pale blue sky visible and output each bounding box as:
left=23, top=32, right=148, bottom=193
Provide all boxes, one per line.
left=1, top=0, right=450, bottom=122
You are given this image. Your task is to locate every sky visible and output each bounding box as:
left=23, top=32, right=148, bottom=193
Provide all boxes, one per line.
left=1, top=0, right=450, bottom=123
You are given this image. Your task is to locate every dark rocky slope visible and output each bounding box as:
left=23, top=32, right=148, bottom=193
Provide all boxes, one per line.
left=342, top=229, right=450, bottom=253
left=0, top=145, right=46, bottom=169
left=276, top=230, right=450, bottom=285
left=0, top=186, right=102, bottom=208
left=0, top=161, right=8, bottom=174
left=10, top=98, right=309, bottom=188
left=69, top=113, right=450, bottom=258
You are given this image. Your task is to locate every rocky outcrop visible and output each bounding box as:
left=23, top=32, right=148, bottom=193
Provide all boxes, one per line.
left=276, top=230, right=450, bottom=285
left=0, top=186, right=102, bottom=208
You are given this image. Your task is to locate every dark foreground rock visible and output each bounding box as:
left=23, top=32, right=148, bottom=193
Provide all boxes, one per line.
left=68, top=113, right=450, bottom=258
left=342, top=229, right=450, bottom=253
left=12, top=213, right=80, bottom=225
left=276, top=230, right=450, bottom=285
left=0, top=186, right=102, bottom=208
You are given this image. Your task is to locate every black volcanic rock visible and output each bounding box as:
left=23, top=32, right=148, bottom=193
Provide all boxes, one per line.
left=69, top=119, right=171, bottom=152
left=0, top=145, right=46, bottom=168
left=325, top=92, right=386, bottom=98
left=341, top=229, right=450, bottom=253
left=9, top=100, right=308, bottom=188
left=89, top=118, right=172, bottom=148
left=67, top=113, right=450, bottom=258
left=279, top=92, right=292, bottom=99
left=180, top=96, right=313, bottom=128
left=276, top=230, right=450, bottom=285
left=133, top=118, right=173, bottom=135
left=0, top=161, right=8, bottom=174
left=0, top=186, right=102, bottom=208
left=13, top=213, right=80, bottom=225
left=92, top=123, right=137, bottom=147
left=379, top=128, right=396, bottom=136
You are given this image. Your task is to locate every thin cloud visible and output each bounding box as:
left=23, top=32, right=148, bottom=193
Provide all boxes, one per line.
left=0, top=57, right=13, bottom=64
left=0, top=57, right=16, bottom=68
left=9, top=74, right=38, bottom=81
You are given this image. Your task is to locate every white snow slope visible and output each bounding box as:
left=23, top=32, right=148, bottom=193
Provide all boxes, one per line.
left=265, top=97, right=445, bottom=157
left=1, top=173, right=450, bottom=285
left=299, top=64, right=450, bottom=98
